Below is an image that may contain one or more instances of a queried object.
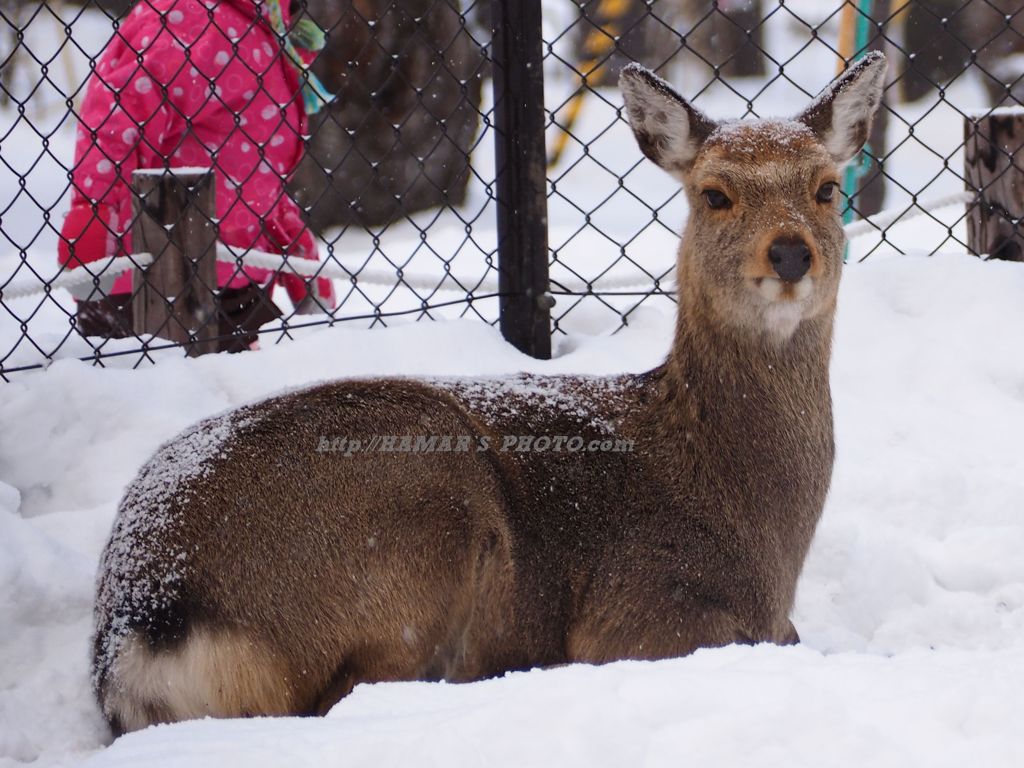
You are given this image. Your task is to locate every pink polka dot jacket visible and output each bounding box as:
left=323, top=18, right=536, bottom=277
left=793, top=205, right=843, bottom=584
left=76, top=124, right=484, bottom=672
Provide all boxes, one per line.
left=58, top=0, right=336, bottom=308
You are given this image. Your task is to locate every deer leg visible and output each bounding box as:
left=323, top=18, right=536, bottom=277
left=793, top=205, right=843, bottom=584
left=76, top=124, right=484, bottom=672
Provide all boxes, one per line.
left=567, top=596, right=755, bottom=664
left=311, top=662, right=356, bottom=716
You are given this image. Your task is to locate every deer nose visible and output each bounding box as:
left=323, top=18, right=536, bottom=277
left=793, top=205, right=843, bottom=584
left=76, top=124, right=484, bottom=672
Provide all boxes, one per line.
left=768, top=239, right=812, bottom=282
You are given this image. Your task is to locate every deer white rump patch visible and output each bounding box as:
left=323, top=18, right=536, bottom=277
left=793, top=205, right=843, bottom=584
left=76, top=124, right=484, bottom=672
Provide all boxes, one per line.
left=103, top=627, right=292, bottom=732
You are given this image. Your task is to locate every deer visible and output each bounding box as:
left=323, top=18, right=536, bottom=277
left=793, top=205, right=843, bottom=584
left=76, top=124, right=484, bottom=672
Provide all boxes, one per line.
left=92, top=53, right=886, bottom=734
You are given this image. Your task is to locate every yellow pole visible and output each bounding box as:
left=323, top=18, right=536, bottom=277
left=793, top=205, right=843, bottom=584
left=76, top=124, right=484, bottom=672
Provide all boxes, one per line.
left=548, top=0, right=630, bottom=168
left=889, top=0, right=911, bottom=18
left=837, top=1, right=858, bottom=72
left=548, top=88, right=589, bottom=167
left=887, top=0, right=910, bottom=102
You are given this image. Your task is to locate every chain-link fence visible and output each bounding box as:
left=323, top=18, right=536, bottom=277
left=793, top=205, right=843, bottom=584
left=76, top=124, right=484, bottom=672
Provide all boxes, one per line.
left=1, top=0, right=1020, bottom=378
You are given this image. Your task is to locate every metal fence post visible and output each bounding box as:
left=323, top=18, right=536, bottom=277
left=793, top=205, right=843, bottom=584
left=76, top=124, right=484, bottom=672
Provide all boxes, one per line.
left=491, top=0, right=552, bottom=359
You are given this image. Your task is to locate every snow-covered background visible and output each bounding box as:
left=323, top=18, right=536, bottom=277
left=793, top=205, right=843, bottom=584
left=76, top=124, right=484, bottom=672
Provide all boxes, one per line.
left=0, top=0, right=978, bottom=370
left=2, top=2, right=1024, bottom=766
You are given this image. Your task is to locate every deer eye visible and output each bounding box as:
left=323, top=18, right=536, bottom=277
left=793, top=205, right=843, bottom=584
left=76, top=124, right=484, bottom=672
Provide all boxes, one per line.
left=816, top=182, right=838, bottom=203
left=703, top=189, right=732, bottom=210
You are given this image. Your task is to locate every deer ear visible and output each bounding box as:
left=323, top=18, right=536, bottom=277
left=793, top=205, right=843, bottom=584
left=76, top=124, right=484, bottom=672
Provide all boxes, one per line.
left=619, top=63, right=717, bottom=175
left=797, top=52, right=887, bottom=165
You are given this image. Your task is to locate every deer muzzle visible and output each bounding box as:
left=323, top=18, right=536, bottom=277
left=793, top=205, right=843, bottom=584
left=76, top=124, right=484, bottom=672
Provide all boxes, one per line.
left=768, top=237, right=812, bottom=283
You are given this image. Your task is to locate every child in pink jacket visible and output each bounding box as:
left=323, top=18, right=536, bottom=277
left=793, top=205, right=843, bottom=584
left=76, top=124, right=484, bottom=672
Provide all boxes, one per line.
left=60, top=0, right=336, bottom=349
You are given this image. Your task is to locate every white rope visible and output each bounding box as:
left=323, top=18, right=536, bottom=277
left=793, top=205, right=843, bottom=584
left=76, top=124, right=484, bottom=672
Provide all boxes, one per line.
left=0, top=191, right=978, bottom=300
left=232, top=189, right=979, bottom=292
left=842, top=190, right=975, bottom=240
left=224, top=245, right=496, bottom=294
left=0, top=253, right=155, bottom=300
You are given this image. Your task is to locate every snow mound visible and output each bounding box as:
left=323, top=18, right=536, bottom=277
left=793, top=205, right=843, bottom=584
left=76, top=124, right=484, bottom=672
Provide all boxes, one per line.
left=81, top=646, right=1024, bottom=768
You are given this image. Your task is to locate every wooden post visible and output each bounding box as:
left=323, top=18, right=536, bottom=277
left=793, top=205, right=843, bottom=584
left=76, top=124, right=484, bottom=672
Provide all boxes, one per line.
left=964, top=111, right=1024, bottom=261
left=491, top=0, right=552, bottom=359
left=131, top=168, right=219, bottom=355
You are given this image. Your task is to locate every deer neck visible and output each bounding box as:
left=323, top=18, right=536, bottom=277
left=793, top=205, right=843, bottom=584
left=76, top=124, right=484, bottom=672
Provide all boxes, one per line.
left=642, top=266, right=836, bottom=593
left=666, top=282, right=835, bottom=402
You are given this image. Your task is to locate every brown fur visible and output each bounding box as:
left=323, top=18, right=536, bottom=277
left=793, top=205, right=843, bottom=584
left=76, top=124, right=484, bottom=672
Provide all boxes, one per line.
left=92, top=55, right=886, bottom=733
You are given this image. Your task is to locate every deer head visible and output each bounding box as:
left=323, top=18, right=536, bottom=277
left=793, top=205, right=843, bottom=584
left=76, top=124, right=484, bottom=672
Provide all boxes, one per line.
left=620, top=53, right=887, bottom=342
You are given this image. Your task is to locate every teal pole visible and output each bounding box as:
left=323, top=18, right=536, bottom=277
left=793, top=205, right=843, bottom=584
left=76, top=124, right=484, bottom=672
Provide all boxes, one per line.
left=842, top=0, right=876, bottom=228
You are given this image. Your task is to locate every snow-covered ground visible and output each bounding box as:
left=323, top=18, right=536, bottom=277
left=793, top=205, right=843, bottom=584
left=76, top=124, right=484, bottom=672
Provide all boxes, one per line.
left=3, top=3, right=1024, bottom=766
left=2, top=252, right=1024, bottom=767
